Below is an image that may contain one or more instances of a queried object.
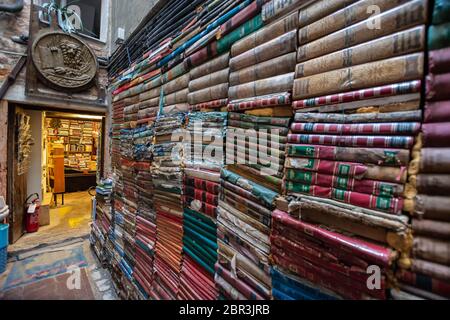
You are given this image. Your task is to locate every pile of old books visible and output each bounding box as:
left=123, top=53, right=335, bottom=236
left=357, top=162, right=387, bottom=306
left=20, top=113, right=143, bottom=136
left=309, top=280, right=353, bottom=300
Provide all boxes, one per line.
left=272, top=0, right=428, bottom=299
left=180, top=208, right=218, bottom=300
left=271, top=209, right=395, bottom=299
left=132, top=124, right=156, bottom=299
left=216, top=169, right=277, bottom=300
left=188, top=53, right=229, bottom=112
left=396, top=0, right=450, bottom=300
left=151, top=113, right=186, bottom=299
left=178, top=112, right=227, bottom=300
left=91, top=178, right=113, bottom=263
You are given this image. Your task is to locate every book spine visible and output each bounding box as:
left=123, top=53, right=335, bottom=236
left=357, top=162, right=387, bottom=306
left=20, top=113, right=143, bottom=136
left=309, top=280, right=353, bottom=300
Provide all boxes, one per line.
left=293, top=53, right=424, bottom=100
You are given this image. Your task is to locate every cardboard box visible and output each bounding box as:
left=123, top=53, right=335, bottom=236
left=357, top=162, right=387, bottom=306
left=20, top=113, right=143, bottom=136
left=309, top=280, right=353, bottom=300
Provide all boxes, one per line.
left=39, top=204, right=50, bottom=227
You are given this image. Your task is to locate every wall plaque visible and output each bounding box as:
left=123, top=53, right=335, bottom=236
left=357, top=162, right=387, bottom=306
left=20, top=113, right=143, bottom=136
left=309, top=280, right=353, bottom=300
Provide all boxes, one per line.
left=31, top=31, right=98, bottom=92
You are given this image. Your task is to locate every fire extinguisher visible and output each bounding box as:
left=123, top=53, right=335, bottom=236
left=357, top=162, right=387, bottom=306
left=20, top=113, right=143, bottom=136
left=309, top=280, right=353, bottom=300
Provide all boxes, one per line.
left=25, top=193, right=40, bottom=233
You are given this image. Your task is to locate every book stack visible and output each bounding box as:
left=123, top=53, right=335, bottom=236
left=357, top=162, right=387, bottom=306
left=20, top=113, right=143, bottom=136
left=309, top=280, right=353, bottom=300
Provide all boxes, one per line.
left=91, top=178, right=113, bottom=264
left=132, top=124, right=156, bottom=298
left=161, top=62, right=190, bottom=115
left=188, top=53, right=229, bottom=112
left=273, top=0, right=428, bottom=299
left=178, top=112, right=227, bottom=300
left=151, top=113, right=186, bottom=299
left=396, top=0, right=450, bottom=300
left=271, top=210, right=394, bottom=299
left=216, top=169, right=277, bottom=300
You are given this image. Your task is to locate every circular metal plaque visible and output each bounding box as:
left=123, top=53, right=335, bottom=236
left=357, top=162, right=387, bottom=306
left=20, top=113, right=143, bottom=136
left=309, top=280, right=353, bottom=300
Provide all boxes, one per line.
left=32, top=31, right=98, bottom=92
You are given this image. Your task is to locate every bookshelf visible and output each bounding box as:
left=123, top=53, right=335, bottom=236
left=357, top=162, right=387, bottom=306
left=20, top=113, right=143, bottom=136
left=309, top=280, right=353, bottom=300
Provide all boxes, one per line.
left=46, top=118, right=99, bottom=171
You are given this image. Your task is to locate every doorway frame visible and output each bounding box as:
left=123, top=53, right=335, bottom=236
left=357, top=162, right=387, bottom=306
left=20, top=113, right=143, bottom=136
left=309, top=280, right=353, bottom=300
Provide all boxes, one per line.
left=6, top=102, right=107, bottom=243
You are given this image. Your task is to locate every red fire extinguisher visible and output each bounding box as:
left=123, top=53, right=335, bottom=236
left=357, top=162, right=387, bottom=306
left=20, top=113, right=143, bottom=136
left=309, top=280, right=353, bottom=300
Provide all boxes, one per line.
left=25, top=193, right=40, bottom=233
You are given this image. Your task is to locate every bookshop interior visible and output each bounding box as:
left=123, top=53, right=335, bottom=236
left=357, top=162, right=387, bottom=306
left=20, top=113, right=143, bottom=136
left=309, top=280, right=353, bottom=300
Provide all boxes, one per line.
left=14, top=109, right=103, bottom=245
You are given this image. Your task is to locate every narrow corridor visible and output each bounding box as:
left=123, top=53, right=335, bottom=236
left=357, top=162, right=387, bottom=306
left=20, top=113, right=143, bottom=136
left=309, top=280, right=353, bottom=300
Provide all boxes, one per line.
left=0, top=192, right=117, bottom=300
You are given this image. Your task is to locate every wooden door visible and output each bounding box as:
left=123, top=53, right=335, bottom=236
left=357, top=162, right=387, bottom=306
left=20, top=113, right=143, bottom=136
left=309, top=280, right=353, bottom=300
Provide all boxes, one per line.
left=8, top=105, right=28, bottom=243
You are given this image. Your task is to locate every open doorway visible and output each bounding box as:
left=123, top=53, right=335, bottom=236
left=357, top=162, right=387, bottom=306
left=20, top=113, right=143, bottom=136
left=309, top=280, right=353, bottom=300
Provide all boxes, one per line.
left=8, top=105, right=105, bottom=251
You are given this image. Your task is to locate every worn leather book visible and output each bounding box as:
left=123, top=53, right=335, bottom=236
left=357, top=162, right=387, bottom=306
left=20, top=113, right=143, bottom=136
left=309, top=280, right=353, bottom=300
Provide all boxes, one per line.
left=291, top=121, right=421, bottom=135
left=189, top=53, right=229, bottom=80
left=296, top=26, right=425, bottom=78
left=287, top=144, right=411, bottom=166
left=293, top=80, right=421, bottom=109
left=425, top=101, right=450, bottom=123
left=297, top=206, right=390, bottom=244
left=413, top=236, right=450, bottom=266
left=188, top=68, right=229, bottom=92
left=410, top=195, right=450, bottom=222
left=412, top=221, right=450, bottom=241
left=190, top=99, right=228, bottom=111
left=187, top=83, right=229, bottom=105
left=215, top=264, right=265, bottom=300
left=221, top=190, right=272, bottom=227
left=113, top=75, right=161, bottom=103
left=218, top=0, right=264, bottom=39
left=262, top=0, right=307, bottom=23
left=298, top=0, right=358, bottom=28
left=295, top=110, right=422, bottom=124
left=230, top=52, right=296, bottom=86
left=416, top=174, right=450, bottom=195
left=161, top=61, right=188, bottom=84
left=271, top=245, right=387, bottom=299
left=217, top=243, right=271, bottom=294
left=271, top=267, right=341, bottom=300
left=295, top=99, right=421, bottom=114
left=298, top=0, right=410, bottom=45
left=293, top=53, right=424, bottom=100
left=229, top=73, right=295, bottom=100
left=288, top=134, right=414, bottom=149
left=297, top=0, right=427, bottom=63
left=162, top=73, right=190, bottom=95
left=285, top=157, right=407, bottom=183
left=162, top=104, right=189, bottom=114
left=418, top=148, right=450, bottom=173
left=272, top=210, right=396, bottom=267
left=422, top=122, right=450, bottom=147
left=232, top=12, right=298, bottom=58
left=285, top=183, right=403, bottom=214
left=228, top=92, right=291, bottom=111
left=429, top=48, right=450, bottom=74
left=139, top=86, right=161, bottom=102
left=139, top=96, right=160, bottom=109
left=230, top=31, right=297, bottom=72
left=426, top=73, right=450, bottom=101
left=229, top=112, right=291, bottom=126
left=184, top=15, right=264, bottom=69
left=285, top=169, right=404, bottom=197
left=397, top=269, right=450, bottom=298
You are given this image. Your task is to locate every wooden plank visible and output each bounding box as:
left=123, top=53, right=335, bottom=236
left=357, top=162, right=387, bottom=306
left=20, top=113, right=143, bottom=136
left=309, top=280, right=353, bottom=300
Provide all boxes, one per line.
left=0, top=100, right=7, bottom=202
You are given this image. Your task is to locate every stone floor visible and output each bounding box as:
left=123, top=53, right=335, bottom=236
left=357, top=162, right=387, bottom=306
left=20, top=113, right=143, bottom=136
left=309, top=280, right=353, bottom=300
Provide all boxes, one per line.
left=0, top=239, right=118, bottom=300
left=9, top=192, right=93, bottom=253
left=0, top=192, right=117, bottom=300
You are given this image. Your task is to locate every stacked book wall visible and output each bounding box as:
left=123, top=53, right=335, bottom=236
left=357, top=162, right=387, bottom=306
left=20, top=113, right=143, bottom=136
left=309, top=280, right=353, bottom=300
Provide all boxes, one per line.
left=101, top=0, right=450, bottom=300
left=396, top=0, right=450, bottom=299
left=215, top=0, right=310, bottom=300
left=274, top=0, right=427, bottom=299
left=180, top=112, right=227, bottom=300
